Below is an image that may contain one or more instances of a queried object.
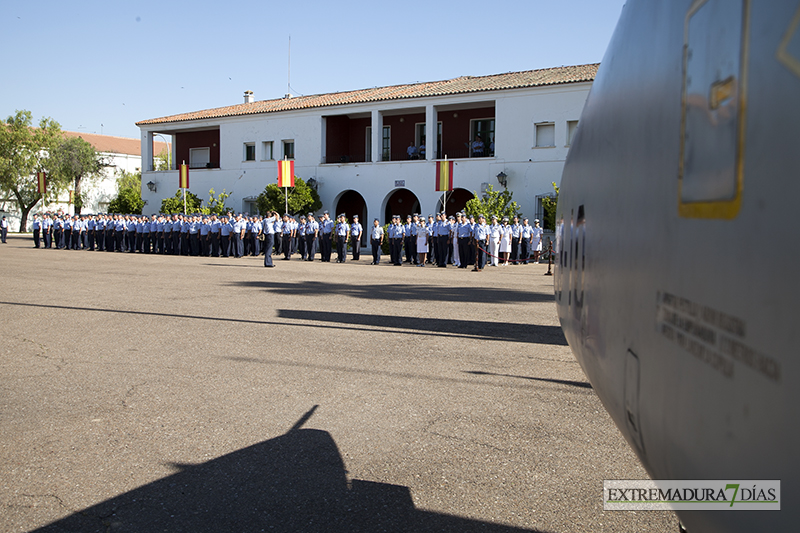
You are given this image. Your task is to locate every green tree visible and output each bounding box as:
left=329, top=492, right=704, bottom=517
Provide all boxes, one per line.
left=161, top=189, right=201, bottom=214
left=0, top=110, right=63, bottom=231
left=199, top=188, right=231, bottom=215
left=256, top=176, right=321, bottom=215
left=153, top=148, right=172, bottom=171
left=541, top=181, right=560, bottom=231
left=50, top=135, right=107, bottom=214
left=463, top=184, right=520, bottom=221
left=108, top=170, right=144, bottom=214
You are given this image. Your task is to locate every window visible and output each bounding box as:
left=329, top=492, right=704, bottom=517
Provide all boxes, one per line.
left=535, top=122, right=555, bottom=147
left=471, top=119, right=495, bottom=157
left=283, top=140, right=295, bottom=160
left=262, top=141, right=273, bottom=160
left=381, top=126, right=390, bottom=161
left=244, top=142, right=256, bottom=161
left=567, top=120, right=579, bottom=146
left=189, top=147, right=210, bottom=168
left=365, top=127, right=372, bottom=162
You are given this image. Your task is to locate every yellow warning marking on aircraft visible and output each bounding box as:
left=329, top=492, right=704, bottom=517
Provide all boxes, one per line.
left=710, top=76, right=736, bottom=110
left=777, top=5, right=800, bottom=78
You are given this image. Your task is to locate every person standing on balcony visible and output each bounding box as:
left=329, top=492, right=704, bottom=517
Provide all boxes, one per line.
left=471, top=135, right=484, bottom=157
left=419, top=142, right=426, bottom=160
left=407, top=142, right=418, bottom=160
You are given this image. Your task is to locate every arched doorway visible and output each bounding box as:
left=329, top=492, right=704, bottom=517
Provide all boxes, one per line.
left=383, top=189, right=421, bottom=224
left=436, top=187, right=475, bottom=214
left=335, top=190, right=367, bottom=245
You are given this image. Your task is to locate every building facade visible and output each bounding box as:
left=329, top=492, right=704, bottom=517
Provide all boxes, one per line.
left=136, top=64, right=597, bottom=223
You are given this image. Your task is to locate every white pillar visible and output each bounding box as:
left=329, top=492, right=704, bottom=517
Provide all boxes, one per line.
left=425, top=105, right=436, bottom=160
left=371, top=109, right=382, bottom=163
left=142, top=130, right=154, bottom=171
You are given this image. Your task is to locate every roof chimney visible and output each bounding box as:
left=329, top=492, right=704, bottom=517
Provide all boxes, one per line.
left=244, top=90, right=254, bottom=104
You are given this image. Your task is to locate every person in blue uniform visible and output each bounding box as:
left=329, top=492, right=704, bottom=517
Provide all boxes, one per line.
left=297, top=216, right=307, bottom=260
left=263, top=211, right=278, bottom=267
left=349, top=214, right=362, bottom=261
left=436, top=213, right=450, bottom=267
left=32, top=214, right=41, bottom=248
left=335, top=214, right=349, bottom=262
left=305, top=213, right=319, bottom=261
left=42, top=214, right=53, bottom=248
left=281, top=214, right=293, bottom=260
left=403, top=215, right=414, bottom=263
left=220, top=216, right=231, bottom=257
left=472, top=215, right=490, bottom=271
left=232, top=214, right=245, bottom=258
left=370, top=218, right=383, bottom=264
left=319, top=211, right=334, bottom=262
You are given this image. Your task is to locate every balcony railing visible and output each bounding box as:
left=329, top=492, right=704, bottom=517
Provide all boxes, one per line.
left=324, top=153, right=368, bottom=164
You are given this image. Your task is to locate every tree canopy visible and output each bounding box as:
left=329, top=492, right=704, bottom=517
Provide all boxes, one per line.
left=50, top=135, right=106, bottom=214
left=256, top=176, right=321, bottom=216
left=108, top=170, right=144, bottom=214
left=0, top=110, right=62, bottom=231
left=463, top=184, right=520, bottom=221
left=161, top=189, right=202, bottom=214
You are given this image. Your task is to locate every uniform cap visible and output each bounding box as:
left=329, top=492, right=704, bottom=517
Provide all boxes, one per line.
left=352, top=214, right=358, bottom=218
left=534, top=218, right=540, bottom=222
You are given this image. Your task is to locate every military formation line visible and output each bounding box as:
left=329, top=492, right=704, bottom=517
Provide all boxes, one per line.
left=25, top=210, right=545, bottom=270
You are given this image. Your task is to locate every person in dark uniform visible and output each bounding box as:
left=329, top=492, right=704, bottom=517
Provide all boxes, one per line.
left=335, top=214, right=349, bottom=262
left=319, top=211, right=334, bottom=262
left=263, top=211, right=278, bottom=267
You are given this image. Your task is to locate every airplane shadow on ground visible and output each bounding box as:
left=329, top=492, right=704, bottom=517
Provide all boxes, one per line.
left=276, top=309, right=568, bottom=346
left=232, top=280, right=555, bottom=305
left=33, top=406, right=542, bottom=533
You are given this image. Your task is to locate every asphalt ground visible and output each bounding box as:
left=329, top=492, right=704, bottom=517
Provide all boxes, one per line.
left=0, top=234, right=678, bottom=532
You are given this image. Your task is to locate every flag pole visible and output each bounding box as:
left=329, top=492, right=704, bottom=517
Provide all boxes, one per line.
left=441, top=156, right=447, bottom=215
left=182, top=160, right=187, bottom=215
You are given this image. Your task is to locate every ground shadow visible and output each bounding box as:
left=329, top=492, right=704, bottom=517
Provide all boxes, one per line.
left=463, top=370, right=591, bottom=389
left=277, top=309, right=568, bottom=346
left=33, top=407, right=543, bottom=533
left=0, top=302, right=567, bottom=346
left=232, top=280, right=554, bottom=305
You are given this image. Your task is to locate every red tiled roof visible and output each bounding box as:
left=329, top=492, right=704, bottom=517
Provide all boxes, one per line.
left=62, top=131, right=168, bottom=156
left=137, top=63, right=598, bottom=126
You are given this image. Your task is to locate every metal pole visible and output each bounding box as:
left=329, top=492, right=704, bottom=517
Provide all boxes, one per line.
left=183, top=188, right=187, bottom=215
left=544, top=239, right=553, bottom=276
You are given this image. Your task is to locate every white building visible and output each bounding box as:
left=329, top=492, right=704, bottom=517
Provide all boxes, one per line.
left=0, top=131, right=168, bottom=231
left=136, top=64, right=596, bottom=223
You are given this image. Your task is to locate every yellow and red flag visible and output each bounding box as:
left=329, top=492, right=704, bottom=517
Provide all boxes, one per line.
left=278, top=159, right=295, bottom=188
left=435, top=160, right=453, bottom=192
left=37, top=171, right=46, bottom=194
left=179, top=163, right=189, bottom=189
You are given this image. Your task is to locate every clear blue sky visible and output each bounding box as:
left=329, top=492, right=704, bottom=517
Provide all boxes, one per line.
left=2, top=0, right=626, bottom=139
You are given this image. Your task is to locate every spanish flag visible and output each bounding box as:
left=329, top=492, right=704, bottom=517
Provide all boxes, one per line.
left=435, top=160, right=453, bottom=192
left=278, top=159, right=295, bottom=188
left=179, top=163, right=189, bottom=189
left=37, top=171, right=47, bottom=194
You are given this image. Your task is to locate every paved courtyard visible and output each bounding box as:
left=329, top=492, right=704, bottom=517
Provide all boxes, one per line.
left=0, top=235, right=677, bottom=532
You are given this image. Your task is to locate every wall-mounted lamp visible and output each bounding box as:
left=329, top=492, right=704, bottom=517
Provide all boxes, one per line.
left=496, top=171, right=507, bottom=188
left=146, top=181, right=157, bottom=193
left=307, top=177, right=318, bottom=191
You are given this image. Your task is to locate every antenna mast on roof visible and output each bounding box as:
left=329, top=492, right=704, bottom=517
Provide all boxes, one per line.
left=286, top=35, right=292, bottom=99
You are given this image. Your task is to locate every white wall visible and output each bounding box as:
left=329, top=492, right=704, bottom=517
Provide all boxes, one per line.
left=140, top=82, right=592, bottom=219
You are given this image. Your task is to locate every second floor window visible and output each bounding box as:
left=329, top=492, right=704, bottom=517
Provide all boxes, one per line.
left=283, top=140, right=295, bottom=160
left=244, top=142, right=256, bottom=161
